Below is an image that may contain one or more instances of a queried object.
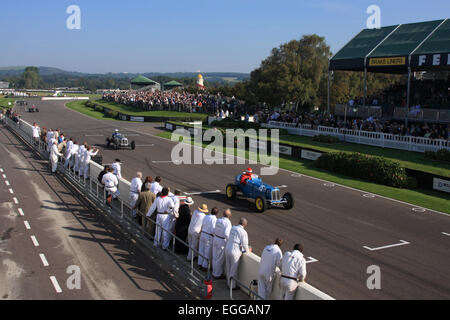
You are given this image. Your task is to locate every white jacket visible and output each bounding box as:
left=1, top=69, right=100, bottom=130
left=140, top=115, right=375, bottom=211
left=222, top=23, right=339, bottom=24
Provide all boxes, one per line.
left=258, top=244, right=282, bottom=279
left=188, top=209, right=206, bottom=235
left=225, top=225, right=249, bottom=254
left=280, top=250, right=306, bottom=281
left=50, top=144, right=62, bottom=162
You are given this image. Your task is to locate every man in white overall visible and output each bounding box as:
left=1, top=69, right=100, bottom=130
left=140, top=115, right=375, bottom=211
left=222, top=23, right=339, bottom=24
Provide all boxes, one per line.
left=258, top=238, right=283, bottom=299
left=187, top=204, right=208, bottom=262
left=198, top=207, right=218, bottom=270
left=82, top=146, right=99, bottom=178
left=225, top=218, right=251, bottom=289
left=64, top=138, right=73, bottom=168
left=50, top=140, right=63, bottom=173
left=75, top=143, right=86, bottom=173
left=69, top=141, right=79, bottom=169
left=162, top=189, right=181, bottom=250
left=212, top=209, right=232, bottom=279
left=146, top=187, right=174, bottom=248
left=279, top=243, right=307, bottom=300
left=102, top=167, right=119, bottom=206
left=129, top=172, right=143, bottom=218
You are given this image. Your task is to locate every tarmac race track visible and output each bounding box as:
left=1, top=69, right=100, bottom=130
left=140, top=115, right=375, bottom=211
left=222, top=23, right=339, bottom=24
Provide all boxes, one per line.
left=15, top=100, right=450, bottom=299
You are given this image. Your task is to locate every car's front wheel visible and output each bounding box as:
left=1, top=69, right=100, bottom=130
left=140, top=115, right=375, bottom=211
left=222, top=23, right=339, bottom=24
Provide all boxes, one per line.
left=226, top=184, right=236, bottom=200
left=255, top=196, right=267, bottom=213
left=283, top=192, right=294, bottom=210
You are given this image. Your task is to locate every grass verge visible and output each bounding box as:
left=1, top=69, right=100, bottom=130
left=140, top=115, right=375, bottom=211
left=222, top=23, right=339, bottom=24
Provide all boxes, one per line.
left=66, top=100, right=116, bottom=120
left=0, top=96, right=16, bottom=109
left=156, top=131, right=450, bottom=214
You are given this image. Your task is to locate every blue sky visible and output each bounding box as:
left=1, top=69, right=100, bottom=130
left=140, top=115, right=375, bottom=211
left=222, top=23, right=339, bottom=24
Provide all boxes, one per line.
left=0, top=0, right=448, bottom=73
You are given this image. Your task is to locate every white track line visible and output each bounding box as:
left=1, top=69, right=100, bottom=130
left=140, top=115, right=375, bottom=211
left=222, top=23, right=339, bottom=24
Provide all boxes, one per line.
left=13, top=197, right=19, bottom=204
left=18, top=208, right=24, bottom=216
left=30, top=236, right=39, bottom=247
left=39, top=254, right=49, bottom=267
left=0, top=168, right=3, bottom=172
left=136, top=144, right=155, bottom=147
left=442, top=232, right=450, bottom=237
left=84, top=134, right=104, bottom=137
left=5, top=180, right=10, bottom=186
left=24, top=221, right=31, bottom=230
left=2, top=174, right=5, bottom=178
left=306, top=257, right=319, bottom=264
left=184, top=190, right=221, bottom=196
left=49, top=276, right=62, bottom=293
left=8, top=188, right=14, bottom=194
left=363, top=240, right=410, bottom=251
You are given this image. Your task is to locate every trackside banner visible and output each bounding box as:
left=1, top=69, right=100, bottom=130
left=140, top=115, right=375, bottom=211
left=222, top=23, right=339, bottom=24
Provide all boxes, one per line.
left=368, top=56, right=406, bottom=67
left=433, top=178, right=450, bottom=193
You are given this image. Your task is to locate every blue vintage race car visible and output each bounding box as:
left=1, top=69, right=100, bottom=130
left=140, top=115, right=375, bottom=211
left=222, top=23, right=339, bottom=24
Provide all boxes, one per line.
left=226, top=173, right=294, bottom=213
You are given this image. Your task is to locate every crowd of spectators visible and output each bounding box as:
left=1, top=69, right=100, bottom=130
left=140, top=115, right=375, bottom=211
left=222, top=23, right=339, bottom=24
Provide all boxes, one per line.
left=264, top=110, right=450, bottom=140
left=340, top=79, right=449, bottom=110
left=103, top=90, right=243, bottom=114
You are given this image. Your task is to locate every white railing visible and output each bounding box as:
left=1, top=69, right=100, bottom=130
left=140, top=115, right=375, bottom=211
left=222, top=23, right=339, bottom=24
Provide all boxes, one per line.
left=267, top=121, right=450, bottom=152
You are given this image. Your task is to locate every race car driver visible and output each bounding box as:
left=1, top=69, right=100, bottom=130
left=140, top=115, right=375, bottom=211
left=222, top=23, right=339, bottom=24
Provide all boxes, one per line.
left=240, top=168, right=255, bottom=185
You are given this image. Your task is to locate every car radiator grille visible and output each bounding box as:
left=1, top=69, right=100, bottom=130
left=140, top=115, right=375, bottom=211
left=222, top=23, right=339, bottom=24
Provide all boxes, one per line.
left=272, top=190, right=281, bottom=201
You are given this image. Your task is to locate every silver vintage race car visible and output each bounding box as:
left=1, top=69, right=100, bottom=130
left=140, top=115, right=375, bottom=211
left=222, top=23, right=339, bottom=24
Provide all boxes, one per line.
left=106, top=130, right=136, bottom=150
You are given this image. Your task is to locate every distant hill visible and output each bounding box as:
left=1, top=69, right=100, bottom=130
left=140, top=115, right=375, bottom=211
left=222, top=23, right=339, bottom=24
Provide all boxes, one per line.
left=0, top=66, right=85, bottom=76
left=0, top=66, right=249, bottom=83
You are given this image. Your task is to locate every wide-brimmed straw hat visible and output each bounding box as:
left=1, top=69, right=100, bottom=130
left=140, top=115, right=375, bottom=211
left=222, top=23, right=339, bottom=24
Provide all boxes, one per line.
left=198, top=204, right=208, bottom=213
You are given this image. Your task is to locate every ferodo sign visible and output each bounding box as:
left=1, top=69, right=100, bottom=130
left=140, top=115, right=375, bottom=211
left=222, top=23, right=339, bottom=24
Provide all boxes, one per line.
left=433, top=178, right=450, bottom=193
left=412, top=53, right=450, bottom=68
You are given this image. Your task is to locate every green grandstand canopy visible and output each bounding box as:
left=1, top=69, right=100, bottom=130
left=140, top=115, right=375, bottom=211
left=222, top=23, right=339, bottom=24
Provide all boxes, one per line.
left=330, top=19, right=450, bottom=73
left=131, top=75, right=158, bottom=85
left=164, top=80, right=183, bottom=87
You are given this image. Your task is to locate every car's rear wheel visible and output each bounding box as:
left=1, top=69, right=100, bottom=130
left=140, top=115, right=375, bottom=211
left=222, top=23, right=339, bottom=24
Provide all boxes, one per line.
left=283, top=192, right=294, bottom=210
left=106, top=138, right=111, bottom=148
left=255, top=196, right=267, bottom=213
left=131, top=141, right=136, bottom=150
left=226, top=184, right=236, bottom=200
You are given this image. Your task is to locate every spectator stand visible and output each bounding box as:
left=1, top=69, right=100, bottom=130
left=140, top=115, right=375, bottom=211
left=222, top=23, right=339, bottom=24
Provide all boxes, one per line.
left=329, top=19, right=450, bottom=127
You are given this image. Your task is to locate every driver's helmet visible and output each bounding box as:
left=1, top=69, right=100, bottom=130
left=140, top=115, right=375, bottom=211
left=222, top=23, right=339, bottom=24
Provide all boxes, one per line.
left=246, top=168, right=253, bottom=174
left=115, top=129, right=119, bottom=132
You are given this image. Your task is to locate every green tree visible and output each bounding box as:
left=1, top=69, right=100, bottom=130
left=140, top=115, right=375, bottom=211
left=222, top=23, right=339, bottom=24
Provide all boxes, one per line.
left=248, top=34, right=331, bottom=111
left=20, top=66, right=41, bottom=89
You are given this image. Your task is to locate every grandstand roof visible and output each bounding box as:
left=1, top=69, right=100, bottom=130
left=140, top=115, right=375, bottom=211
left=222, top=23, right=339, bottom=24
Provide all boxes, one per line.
left=330, top=19, right=450, bottom=73
left=131, top=75, right=158, bottom=85
left=164, top=80, right=183, bottom=86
